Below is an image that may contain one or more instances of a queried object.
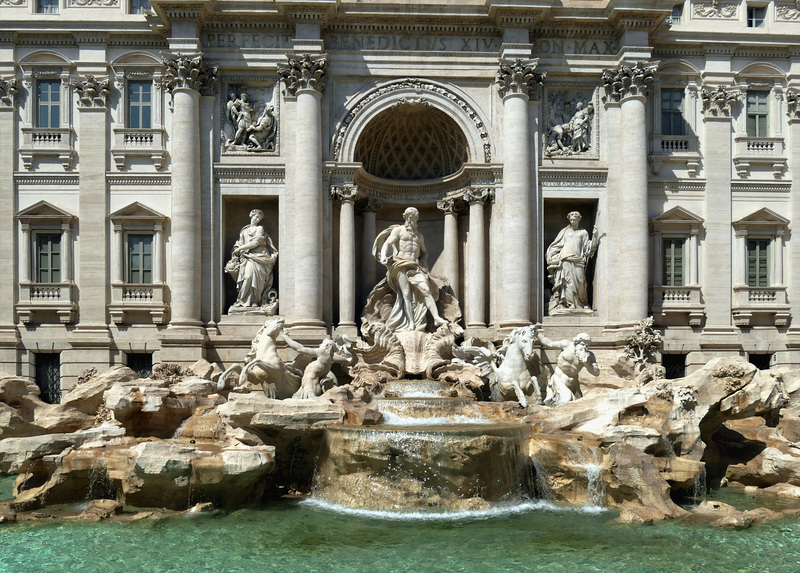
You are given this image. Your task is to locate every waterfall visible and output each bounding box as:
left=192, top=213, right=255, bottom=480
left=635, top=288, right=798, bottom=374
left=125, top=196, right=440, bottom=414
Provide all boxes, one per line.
left=691, top=465, right=707, bottom=507
left=86, top=459, right=116, bottom=501
left=530, top=454, right=553, bottom=501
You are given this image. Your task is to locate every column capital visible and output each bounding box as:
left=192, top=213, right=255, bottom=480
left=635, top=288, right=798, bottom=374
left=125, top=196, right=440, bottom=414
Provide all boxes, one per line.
left=701, top=85, right=741, bottom=119
left=279, top=54, right=328, bottom=96
left=356, top=197, right=383, bottom=214
left=787, top=89, right=800, bottom=123
left=330, top=184, right=358, bottom=203
left=163, top=54, right=218, bottom=95
left=72, top=74, right=111, bottom=109
left=464, top=187, right=495, bottom=205
left=496, top=59, right=545, bottom=101
left=436, top=197, right=460, bottom=215
left=0, top=77, right=18, bottom=109
left=601, top=61, right=657, bottom=104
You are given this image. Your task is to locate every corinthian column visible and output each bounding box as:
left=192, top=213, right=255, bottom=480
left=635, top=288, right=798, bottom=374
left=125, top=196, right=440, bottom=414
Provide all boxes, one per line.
left=602, top=61, right=656, bottom=324
left=163, top=55, right=216, bottom=327
left=279, top=54, right=327, bottom=330
left=496, top=59, right=545, bottom=329
left=331, top=185, right=358, bottom=334
left=465, top=188, right=493, bottom=328
left=436, top=197, right=460, bottom=296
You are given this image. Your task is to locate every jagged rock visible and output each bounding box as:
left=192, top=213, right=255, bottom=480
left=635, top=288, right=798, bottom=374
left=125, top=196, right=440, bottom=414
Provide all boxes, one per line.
left=617, top=506, right=666, bottom=524
left=189, top=359, right=221, bottom=381
left=62, top=366, right=139, bottom=416
left=0, top=509, right=16, bottom=523
left=33, top=404, right=94, bottom=434
left=0, top=424, right=127, bottom=473
left=343, top=404, right=383, bottom=426
left=524, top=388, right=648, bottom=435
left=0, top=375, right=46, bottom=421
left=529, top=433, right=605, bottom=504
left=321, top=385, right=355, bottom=403
left=219, top=393, right=346, bottom=432
left=0, top=402, right=45, bottom=438
left=79, top=499, right=123, bottom=522
left=186, top=501, right=215, bottom=513
left=688, top=500, right=753, bottom=528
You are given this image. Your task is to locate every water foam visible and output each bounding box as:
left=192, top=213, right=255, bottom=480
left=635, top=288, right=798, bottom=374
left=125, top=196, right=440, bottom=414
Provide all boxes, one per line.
left=378, top=410, right=494, bottom=426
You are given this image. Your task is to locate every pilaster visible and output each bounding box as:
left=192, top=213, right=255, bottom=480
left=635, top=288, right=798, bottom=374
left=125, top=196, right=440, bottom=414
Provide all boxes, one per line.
left=0, top=76, right=19, bottom=373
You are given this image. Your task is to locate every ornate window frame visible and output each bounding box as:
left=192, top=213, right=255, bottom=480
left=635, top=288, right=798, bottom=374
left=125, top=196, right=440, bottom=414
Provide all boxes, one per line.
left=15, top=200, right=77, bottom=324
left=732, top=207, right=790, bottom=327
left=650, top=206, right=705, bottom=326
left=650, top=62, right=701, bottom=177
left=109, top=202, right=168, bottom=324
left=110, top=55, right=166, bottom=170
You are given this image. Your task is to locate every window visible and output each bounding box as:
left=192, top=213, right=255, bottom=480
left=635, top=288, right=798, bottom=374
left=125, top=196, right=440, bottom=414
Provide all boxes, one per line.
left=126, top=353, right=152, bottom=378
left=747, top=6, right=766, bottom=28
left=748, top=353, right=773, bottom=370
left=747, top=239, right=770, bottom=287
left=36, top=233, right=61, bottom=283
left=661, top=88, right=685, bottom=136
left=35, top=353, right=61, bottom=404
left=128, top=234, right=152, bottom=284
left=130, top=0, right=151, bottom=14
left=746, top=91, right=769, bottom=137
left=662, top=238, right=684, bottom=286
left=663, top=354, right=686, bottom=380
left=36, top=0, right=59, bottom=14
left=36, top=80, right=60, bottom=128
left=128, top=81, right=152, bottom=129
left=668, top=4, right=683, bottom=26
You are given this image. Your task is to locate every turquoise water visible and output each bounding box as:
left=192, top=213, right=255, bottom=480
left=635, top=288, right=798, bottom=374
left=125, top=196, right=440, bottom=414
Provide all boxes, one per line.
left=3, top=494, right=800, bottom=573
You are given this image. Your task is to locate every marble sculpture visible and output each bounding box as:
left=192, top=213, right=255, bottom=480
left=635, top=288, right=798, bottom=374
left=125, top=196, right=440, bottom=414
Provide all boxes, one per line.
left=546, top=211, right=599, bottom=313
left=225, top=209, right=279, bottom=313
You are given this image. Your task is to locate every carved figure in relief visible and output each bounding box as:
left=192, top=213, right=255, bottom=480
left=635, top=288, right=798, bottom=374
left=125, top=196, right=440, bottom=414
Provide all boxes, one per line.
left=228, top=93, right=256, bottom=147
left=226, top=209, right=278, bottom=312
left=282, top=329, right=355, bottom=399
left=569, top=102, right=594, bottom=152
left=373, top=207, right=448, bottom=331
left=536, top=330, right=599, bottom=404
left=223, top=87, right=278, bottom=151
left=546, top=211, right=598, bottom=313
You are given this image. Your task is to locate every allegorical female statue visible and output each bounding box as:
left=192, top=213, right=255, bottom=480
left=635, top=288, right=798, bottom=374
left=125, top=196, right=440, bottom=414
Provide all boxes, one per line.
left=226, top=209, right=278, bottom=312
left=546, top=211, right=598, bottom=313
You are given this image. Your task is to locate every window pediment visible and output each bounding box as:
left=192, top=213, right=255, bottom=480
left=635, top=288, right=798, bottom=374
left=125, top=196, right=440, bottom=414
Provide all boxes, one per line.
left=733, top=207, right=789, bottom=233
left=16, top=200, right=74, bottom=225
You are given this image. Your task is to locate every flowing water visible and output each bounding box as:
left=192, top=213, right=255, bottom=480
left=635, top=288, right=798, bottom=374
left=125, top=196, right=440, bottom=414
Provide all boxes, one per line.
left=3, top=491, right=800, bottom=573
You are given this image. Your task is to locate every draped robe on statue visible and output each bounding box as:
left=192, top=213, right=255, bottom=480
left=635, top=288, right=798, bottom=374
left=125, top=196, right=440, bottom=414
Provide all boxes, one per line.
left=547, top=225, right=592, bottom=310
left=229, top=225, right=278, bottom=308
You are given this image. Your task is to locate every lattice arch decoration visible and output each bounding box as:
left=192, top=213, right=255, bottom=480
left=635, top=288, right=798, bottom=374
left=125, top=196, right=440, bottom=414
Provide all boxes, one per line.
left=332, top=78, right=492, bottom=172
left=355, top=103, right=468, bottom=180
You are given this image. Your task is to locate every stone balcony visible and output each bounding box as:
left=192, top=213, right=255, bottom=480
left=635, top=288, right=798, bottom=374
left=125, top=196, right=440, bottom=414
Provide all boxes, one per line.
left=732, top=285, right=790, bottom=327
left=20, top=127, right=75, bottom=170
left=648, top=135, right=701, bottom=177
left=111, top=127, right=167, bottom=170
left=109, top=282, right=168, bottom=324
left=650, top=285, right=705, bottom=326
left=16, top=282, right=77, bottom=324
left=733, top=136, right=787, bottom=178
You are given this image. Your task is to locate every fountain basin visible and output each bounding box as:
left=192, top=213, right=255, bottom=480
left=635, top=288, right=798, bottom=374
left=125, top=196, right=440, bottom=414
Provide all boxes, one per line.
left=313, top=424, right=534, bottom=511
left=374, top=397, right=476, bottom=419
left=382, top=379, right=455, bottom=398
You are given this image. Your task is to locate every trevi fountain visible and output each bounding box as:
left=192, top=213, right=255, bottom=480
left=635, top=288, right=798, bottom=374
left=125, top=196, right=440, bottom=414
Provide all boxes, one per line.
left=3, top=207, right=800, bottom=572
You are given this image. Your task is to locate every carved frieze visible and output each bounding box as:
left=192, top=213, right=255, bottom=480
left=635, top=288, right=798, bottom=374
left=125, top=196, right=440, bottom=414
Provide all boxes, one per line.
left=0, top=0, right=26, bottom=5
left=68, top=0, right=118, bottom=5
left=330, top=184, right=359, bottom=203
left=777, top=1, right=800, bottom=20
left=602, top=61, right=656, bottom=103
left=278, top=54, right=328, bottom=96
left=543, top=88, right=597, bottom=158
left=72, top=75, right=111, bottom=108
left=221, top=83, right=279, bottom=154
left=693, top=1, right=738, bottom=18
left=496, top=59, right=545, bottom=100
left=0, top=77, right=18, bottom=108
left=163, top=55, right=217, bottom=94
left=701, top=85, right=740, bottom=118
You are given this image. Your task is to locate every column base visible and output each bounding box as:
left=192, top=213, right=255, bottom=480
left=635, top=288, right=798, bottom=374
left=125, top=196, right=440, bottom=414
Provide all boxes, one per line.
left=335, top=322, right=358, bottom=339
left=288, top=319, right=328, bottom=341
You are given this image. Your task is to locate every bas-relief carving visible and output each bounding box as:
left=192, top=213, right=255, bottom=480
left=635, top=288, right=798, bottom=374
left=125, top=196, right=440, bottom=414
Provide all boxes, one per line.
left=221, top=84, right=278, bottom=153
left=787, top=89, right=800, bottom=120
left=225, top=209, right=279, bottom=315
left=701, top=85, right=740, bottom=117
left=546, top=211, right=598, bottom=315
left=777, top=1, right=800, bottom=20
left=72, top=74, right=110, bottom=108
left=0, top=0, right=25, bottom=5
left=543, top=90, right=596, bottom=157
left=0, top=77, right=18, bottom=108
left=67, top=0, right=118, bottom=5
left=693, top=1, right=738, bottom=18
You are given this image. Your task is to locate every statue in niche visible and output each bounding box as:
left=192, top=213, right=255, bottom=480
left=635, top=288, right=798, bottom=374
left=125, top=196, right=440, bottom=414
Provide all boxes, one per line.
left=225, top=209, right=279, bottom=314
left=373, top=206, right=448, bottom=331
left=546, top=211, right=598, bottom=314
left=222, top=86, right=278, bottom=152
left=536, top=330, right=599, bottom=404
left=544, top=91, right=595, bottom=156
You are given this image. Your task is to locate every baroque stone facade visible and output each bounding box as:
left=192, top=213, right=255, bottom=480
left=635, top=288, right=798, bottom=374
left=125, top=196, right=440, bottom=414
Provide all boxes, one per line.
left=1, top=0, right=800, bottom=391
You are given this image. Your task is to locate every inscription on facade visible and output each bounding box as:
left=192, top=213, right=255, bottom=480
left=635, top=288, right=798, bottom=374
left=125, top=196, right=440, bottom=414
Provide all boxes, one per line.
left=325, top=34, right=501, bottom=52
left=203, top=34, right=293, bottom=49
left=532, top=38, right=618, bottom=55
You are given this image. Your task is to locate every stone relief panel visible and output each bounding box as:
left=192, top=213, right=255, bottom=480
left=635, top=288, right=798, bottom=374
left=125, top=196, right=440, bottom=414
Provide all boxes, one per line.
left=693, top=1, right=738, bottom=19
left=220, top=81, right=280, bottom=154
left=543, top=87, right=599, bottom=159
left=776, top=1, right=800, bottom=21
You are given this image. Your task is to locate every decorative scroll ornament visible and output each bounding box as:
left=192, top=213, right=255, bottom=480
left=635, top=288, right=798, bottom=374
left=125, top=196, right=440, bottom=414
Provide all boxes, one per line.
left=163, top=54, right=218, bottom=94
left=436, top=197, right=458, bottom=214
left=701, top=85, right=740, bottom=118
left=787, top=89, right=800, bottom=120
left=68, top=0, right=118, bottom=5
left=464, top=187, right=494, bottom=204
left=777, top=1, right=800, bottom=20
left=602, top=61, right=656, bottom=103
left=330, top=184, right=359, bottom=203
left=0, top=0, right=26, bottom=5
left=694, top=0, right=738, bottom=18
left=0, top=77, right=18, bottom=108
left=72, top=75, right=110, bottom=108
left=496, top=59, right=545, bottom=100
left=278, top=54, right=328, bottom=96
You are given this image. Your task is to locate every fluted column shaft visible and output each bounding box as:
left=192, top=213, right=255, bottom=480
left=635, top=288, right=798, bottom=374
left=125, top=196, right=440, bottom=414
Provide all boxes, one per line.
left=333, top=186, right=357, bottom=329
left=465, top=189, right=491, bottom=328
